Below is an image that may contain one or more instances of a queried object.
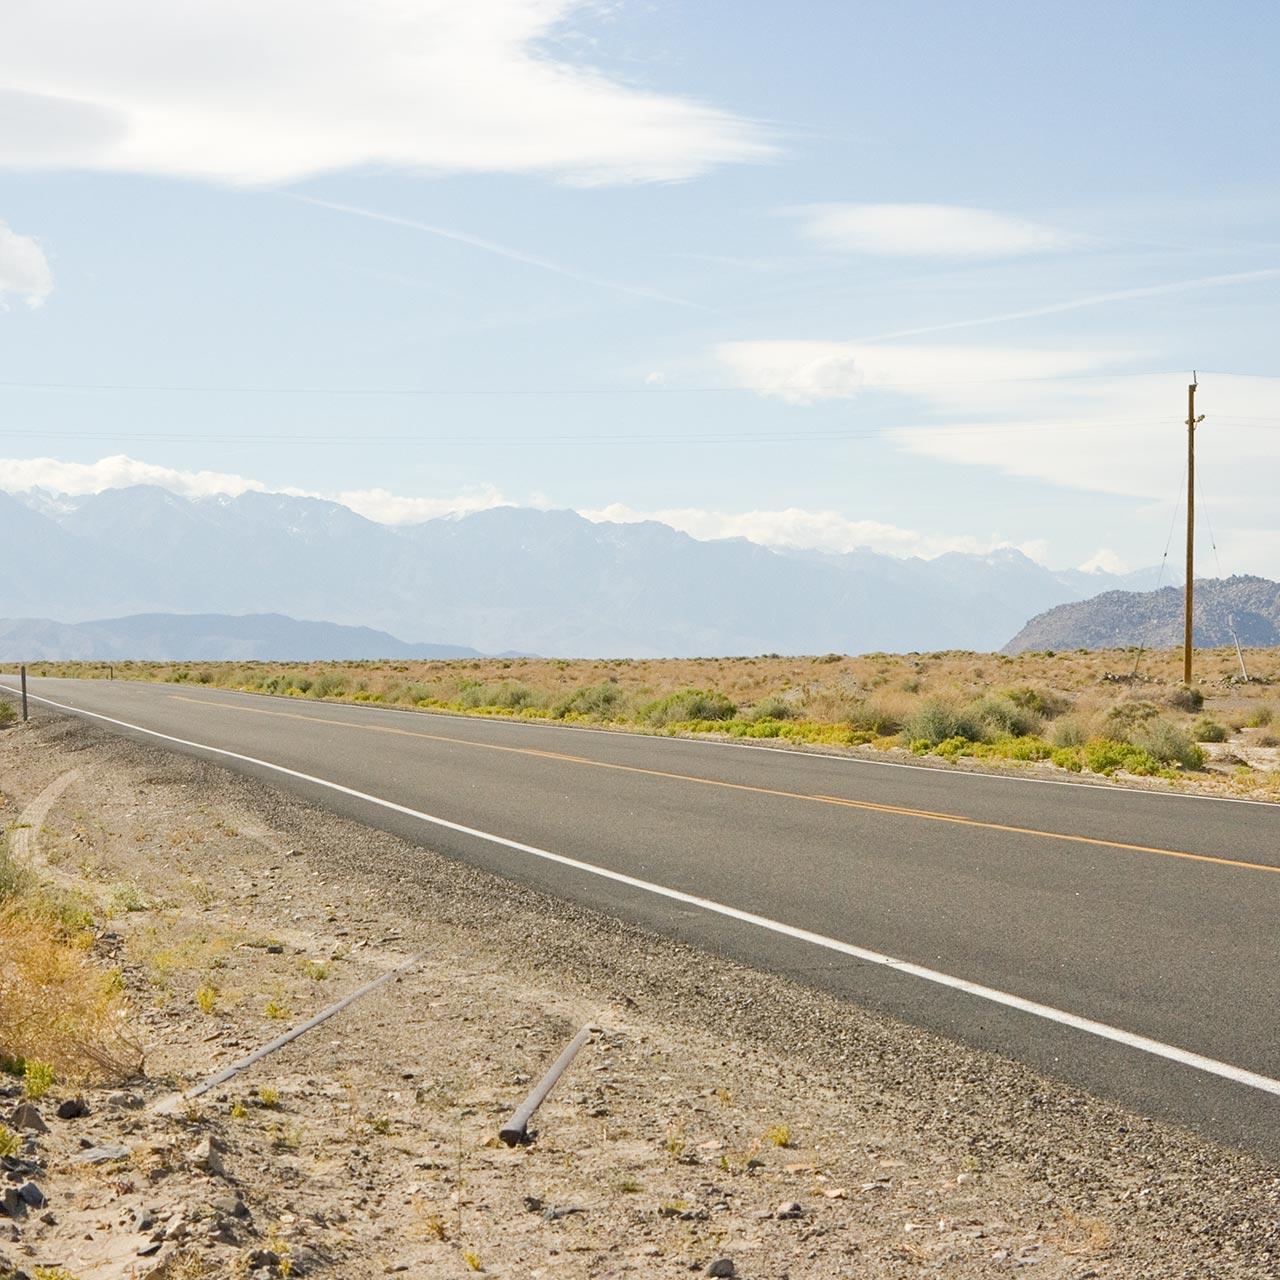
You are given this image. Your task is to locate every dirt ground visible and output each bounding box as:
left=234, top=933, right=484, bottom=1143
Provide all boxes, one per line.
left=1, top=712, right=1278, bottom=1279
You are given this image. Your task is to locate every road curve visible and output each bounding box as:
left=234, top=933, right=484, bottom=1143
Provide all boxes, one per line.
left=4, top=675, right=1279, bottom=1159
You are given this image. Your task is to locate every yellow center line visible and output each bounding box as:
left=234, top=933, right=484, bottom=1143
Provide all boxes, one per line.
left=168, top=694, right=1279, bottom=877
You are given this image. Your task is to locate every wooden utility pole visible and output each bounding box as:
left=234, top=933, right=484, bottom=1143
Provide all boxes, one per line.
left=1183, top=375, right=1204, bottom=685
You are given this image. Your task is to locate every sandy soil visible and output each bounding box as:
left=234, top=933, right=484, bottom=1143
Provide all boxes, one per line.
left=1, top=712, right=1278, bottom=1279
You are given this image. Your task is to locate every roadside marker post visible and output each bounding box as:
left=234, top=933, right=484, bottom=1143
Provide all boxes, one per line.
left=20, top=665, right=27, bottom=721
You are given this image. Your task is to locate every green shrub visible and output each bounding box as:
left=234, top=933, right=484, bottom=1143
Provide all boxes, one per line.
left=1003, top=686, right=1070, bottom=718
left=1191, top=717, right=1228, bottom=743
left=1246, top=703, right=1275, bottom=728
left=1165, top=684, right=1204, bottom=712
left=970, top=695, right=1043, bottom=738
left=1103, top=700, right=1160, bottom=735
left=553, top=682, right=628, bottom=720
left=1051, top=746, right=1085, bottom=772
left=0, top=701, right=15, bottom=727
left=1130, top=719, right=1206, bottom=769
left=846, top=699, right=900, bottom=735
left=1050, top=716, right=1090, bottom=748
left=748, top=695, right=798, bottom=722
left=1083, top=738, right=1138, bottom=775
left=1082, top=738, right=1163, bottom=776
left=457, top=681, right=541, bottom=711
left=311, top=672, right=349, bottom=698
left=640, top=689, right=737, bottom=726
left=980, top=735, right=1053, bottom=762
left=901, top=700, right=987, bottom=748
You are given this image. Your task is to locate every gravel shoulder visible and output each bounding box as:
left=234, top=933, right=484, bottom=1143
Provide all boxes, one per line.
left=1, top=712, right=1278, bottom=1279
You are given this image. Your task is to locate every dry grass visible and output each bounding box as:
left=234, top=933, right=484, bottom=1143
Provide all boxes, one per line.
left=0, top=837, right=141, bottom=1085
left=0, top=906, right=140, bottom=1082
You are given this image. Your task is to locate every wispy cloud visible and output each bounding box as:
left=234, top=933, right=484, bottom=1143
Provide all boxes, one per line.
left=788, top=203, right=1078, bottom=258
left=0, top=219, right=53, bottom=308
left=857, top=266, right=1280, bottom=343
left=292, top=196, right=709, bottom=311
left=0, top=1, right=772, bottom=186
left=715, top=341, right=1112, bottom=404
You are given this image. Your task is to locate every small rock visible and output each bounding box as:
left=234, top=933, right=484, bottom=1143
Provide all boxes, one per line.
left=107, top=1092, right=144, bottom=1109
left=521, top=1196, right=544, bottom=1213
left=207, top=1218, right=239, bottom=1244
left=210, top=1194, right=251, bottom=1220
left=541, top=1205, right=584, bottom=1221
left=72, top=1143, right=132, bottom=1165
left=55, top=1097, right=89, bottom=1120
left=164, top=1215, right=189, bottom=1241
left=1, top=1188, right=24, bottom=1219
left=16, top=1185, right=44, bottom=1210
left=706, top=1260, right=736, bottom=1278
left=822, top=1188, right=848, bottom=1200
left=186, top=1136, right=226, bottom=1177
left=247, top=1248, right=280, bottom=1270
left=8, top=1103, right=47, bottom=1134
left=265, top=944, right=285, bottom=955
left=775, top=1200, right=804, bottom=1220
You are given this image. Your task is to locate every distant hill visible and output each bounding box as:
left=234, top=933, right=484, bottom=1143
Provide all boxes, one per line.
left=3, top=485, right=1163, bottom=656
left=1004, top=575, right=1280, bottom=653
left=0, top=613, right=488, bottom=662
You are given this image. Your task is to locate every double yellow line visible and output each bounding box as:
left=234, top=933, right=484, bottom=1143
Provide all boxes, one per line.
left=170, top=694, right=1278, bottom=877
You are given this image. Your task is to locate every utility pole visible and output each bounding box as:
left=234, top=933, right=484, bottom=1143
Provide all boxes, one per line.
left=1183, top=375, right=1204, bottom=685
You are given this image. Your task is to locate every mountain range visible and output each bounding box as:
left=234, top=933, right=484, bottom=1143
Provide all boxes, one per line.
left=1005, top=575, right=1280, bottom=653
left=3, top=485, right=1163, bottom=657
left=0, top=612, right=487, bottom=662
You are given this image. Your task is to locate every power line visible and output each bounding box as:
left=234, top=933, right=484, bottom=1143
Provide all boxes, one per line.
left=0, top=418, right=1190, bottom=449
left=0, top=368, right=1206, bottom=397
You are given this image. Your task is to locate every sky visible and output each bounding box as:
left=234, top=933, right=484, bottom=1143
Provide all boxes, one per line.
left=1, top=0, right=1278, bottom=574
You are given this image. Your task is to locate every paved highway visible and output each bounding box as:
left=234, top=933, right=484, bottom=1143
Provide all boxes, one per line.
left=4, top=675, right=1278, bottom=1158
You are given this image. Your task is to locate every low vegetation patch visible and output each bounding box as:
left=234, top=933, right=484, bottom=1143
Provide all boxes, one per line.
left=14, top=646, right=1276, bottom=792
left=0, top=839, right=140, bottom=1084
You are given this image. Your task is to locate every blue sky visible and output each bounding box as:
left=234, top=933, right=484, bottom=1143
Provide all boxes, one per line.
left=2, top=0, right=1278, bottom=573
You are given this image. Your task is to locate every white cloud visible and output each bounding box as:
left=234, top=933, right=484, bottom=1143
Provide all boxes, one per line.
left=716, top=340, right=1111, bottom=405
left=0, top=455, right=269, bottom=499
left=1079, top=549, right=1129, bottom=574
left=0, top=219, right=53, bottom=307
left=0, top=1, right=771, bottom=186
left=0, top=454, right=513, bottom=522
left=578, top=501, right=1048, bottom=562
left=886, top=371, right=1280, bottom=507
left=335, top=485, right=510, bottom=524
left=789, top=203, right=1077, bottom=258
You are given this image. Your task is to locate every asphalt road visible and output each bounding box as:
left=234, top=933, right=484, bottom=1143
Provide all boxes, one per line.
left=5, top=675, right=1279, bottom=1159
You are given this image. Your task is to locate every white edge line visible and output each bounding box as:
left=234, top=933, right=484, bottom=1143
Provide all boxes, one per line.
left=9, top=683, right=1280, bottom=1100
left=15, top=675, right=1275, bottom=811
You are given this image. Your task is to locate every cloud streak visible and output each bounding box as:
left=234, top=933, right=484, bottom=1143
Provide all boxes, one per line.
left=292, top=196, right=709, bottom=311
left=856, top=266, right=1280, bottom=343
